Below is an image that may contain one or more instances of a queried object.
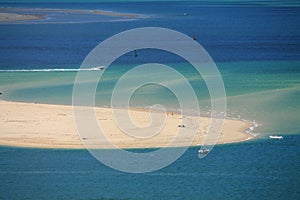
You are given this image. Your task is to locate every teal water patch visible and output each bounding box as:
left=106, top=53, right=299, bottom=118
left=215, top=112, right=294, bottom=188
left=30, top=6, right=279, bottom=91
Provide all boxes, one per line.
left=0, top=71, right=77, bottom=105
left=218, top=61, right=300, bottom=134
left=226, top=86, right=300, bottom=134
left=220, top=61, right=300, bottom=96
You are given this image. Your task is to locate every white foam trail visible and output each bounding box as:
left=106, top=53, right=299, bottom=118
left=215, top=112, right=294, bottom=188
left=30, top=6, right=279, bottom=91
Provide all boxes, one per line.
left=0, top=67, right=105, bottom=72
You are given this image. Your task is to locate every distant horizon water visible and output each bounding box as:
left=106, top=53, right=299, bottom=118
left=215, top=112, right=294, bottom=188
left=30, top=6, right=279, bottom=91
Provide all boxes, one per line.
left=1, top=0, right=300, bottom=7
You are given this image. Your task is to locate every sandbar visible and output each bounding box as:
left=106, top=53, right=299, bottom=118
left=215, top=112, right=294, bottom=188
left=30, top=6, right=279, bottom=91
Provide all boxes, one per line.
left=0, top=13, right=44, bottom=22
left=0, top=8, right=140, bottom=23
left=0, top=100, right=254, bottom=149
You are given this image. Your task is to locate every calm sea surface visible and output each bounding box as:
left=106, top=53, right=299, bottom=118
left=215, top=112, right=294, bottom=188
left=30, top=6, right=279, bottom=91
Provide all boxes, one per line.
left=0, top=1, right=299, bottom=199
left=0, top=137, right=299, bottom=199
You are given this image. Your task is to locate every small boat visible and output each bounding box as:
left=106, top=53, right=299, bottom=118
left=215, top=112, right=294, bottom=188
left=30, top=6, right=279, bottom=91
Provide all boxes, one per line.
left=96, top=66, right=105, bottom=70
left=91, top=66, right=105, bottom=70
left=198, top=149, right=210, bottom=154
left=269, top=135, right=284, bottom=139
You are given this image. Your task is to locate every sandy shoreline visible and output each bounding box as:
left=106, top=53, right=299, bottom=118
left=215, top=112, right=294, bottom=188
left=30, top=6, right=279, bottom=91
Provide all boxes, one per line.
left=0, top=100, right=254, bottom=149
left=0, top=13, right=44, bottom=22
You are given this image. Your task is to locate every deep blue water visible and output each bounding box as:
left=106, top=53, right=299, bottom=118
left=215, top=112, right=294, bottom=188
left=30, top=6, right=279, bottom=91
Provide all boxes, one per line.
left=0, top=2, right=300, bottom=69
left=0, top=135, right=299, bottom=199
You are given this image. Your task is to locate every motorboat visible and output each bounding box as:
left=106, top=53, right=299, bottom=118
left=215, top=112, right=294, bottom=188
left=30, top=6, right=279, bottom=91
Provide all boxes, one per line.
left=198, top=149, right=210, bottom=154
left=269, top=135, right=284, bottom=139
left=91, top=66, right=105, bottom=70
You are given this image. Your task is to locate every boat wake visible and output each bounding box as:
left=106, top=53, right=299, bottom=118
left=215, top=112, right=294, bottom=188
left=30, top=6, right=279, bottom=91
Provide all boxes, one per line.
left=0, top=67, right=105, bottom=72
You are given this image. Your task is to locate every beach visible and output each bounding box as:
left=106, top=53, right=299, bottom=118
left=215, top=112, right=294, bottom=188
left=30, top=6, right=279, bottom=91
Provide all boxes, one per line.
left=0, top=100, right=253, bottom=149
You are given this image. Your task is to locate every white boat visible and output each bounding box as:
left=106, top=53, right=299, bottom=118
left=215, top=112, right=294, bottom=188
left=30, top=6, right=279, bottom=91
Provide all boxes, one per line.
left=91, top=66, right=105, bottom=70
left=269, top=135, right=284, bottom=139
left=198, top=149, right=210, bottom=154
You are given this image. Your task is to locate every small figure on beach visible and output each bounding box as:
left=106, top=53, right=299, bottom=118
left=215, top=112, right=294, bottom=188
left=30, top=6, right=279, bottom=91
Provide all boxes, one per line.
left=0, top=92, right=2, bottom=95
left=192, top=36, right=197, bottom=41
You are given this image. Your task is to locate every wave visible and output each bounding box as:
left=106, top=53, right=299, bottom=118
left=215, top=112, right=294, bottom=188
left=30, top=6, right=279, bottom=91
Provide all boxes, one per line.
left=0, top=67, right=105, bottom=72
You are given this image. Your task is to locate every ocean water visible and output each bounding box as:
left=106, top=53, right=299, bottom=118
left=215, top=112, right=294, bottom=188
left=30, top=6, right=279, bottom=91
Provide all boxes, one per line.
left=0, top=136, right=299, bottom=199
left=0, top=1, right=300, bottom=199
